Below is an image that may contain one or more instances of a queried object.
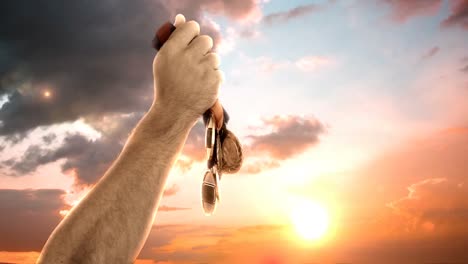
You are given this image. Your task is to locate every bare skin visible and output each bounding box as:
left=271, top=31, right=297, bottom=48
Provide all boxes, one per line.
left=37, top=14, right=223, bottom=264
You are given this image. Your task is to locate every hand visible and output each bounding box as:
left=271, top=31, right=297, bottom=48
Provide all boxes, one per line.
left=151, top=14, right=223, bottom=124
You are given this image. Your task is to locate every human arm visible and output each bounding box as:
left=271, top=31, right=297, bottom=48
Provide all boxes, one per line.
left=36, top=14, right=223, bottom=264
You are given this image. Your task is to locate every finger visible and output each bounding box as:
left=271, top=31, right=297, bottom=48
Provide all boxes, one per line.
left=174, top=14, right=186, bottom=27
left=216, top=69, right=225, bottom=85
left=167, top=20, right=200, bottom=48
left=189, top=35, right=213, bottom=56
left=203, top=52, right=220, bottom=69
left=210, top=100, right=224, bottom=129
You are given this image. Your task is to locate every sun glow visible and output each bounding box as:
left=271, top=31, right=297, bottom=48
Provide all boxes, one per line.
left=290, top=199, right=329, bottom=241
left=43, top=90, right=52, bottom=98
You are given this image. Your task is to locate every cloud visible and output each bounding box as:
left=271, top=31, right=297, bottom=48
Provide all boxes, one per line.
left=339, top=125, right=468, bottom=241
left=0, top=252, right=40, bottom=264
left=4, top=221, right=468, bottom=263
left=0, top=1, right=168, bottom=136
left=234, top=55, right=290, bottom=74
left=2, top=114, right=208, bottom=186
left=246, top=115, right=326, bottom=160
left=180, top=121, right=206, bottom=162
left=158, top=206, right=191, bottom=212
left=0, top=0, right=263, bottom=138
left=387, top=177, right=468, bottom=235
left=235, top=54, right=334, bottom=75
left=460, top=57, right=468, bottom=73
left=163, top=184, right=180, bottom=197
left=420, top=46, right=439, bottom=60
left=165, top=0, right=262, bottom=23
left=240, top=159, right=280, bottom=174
left=295, top=56, right=334, bottom=72
left=441, top=0, right=468, bottom=30
left=381, top=0, right=468, bottom=30
left=3, top=113, right=142, bottom=185
left=137, top=224, right=233, bottom=260
left=461, top=64, right=468, bottom=73
left=382, top=0, right=442, bottom=22
left=0, top=189, right=69, bottom=251
left=263, top=3, right=323, bottom=26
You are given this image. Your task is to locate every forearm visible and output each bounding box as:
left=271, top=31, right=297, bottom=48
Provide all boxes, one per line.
left=37, top=104, right=195, bottom=264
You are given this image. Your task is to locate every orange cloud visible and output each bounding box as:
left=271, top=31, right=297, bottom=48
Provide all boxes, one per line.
left=138, top=224, right=296, bottom=264
left=158, top=206, right=191, bottom=212
left=136, top=221, right=468, bottom=263
left=180, top=122, right=205, bottom=162
left=163, top=184, right=180, bottom=197
left=240, top=159, right=280, bottom=174
left=0, top=189, right=69, bottom=251
left=0, top=251, right=40, bottom=264
left=387, top=177, right=468, bottom=235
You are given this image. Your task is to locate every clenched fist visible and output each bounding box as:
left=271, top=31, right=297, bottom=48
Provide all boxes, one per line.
left=151, top=14, right=223, bottom=124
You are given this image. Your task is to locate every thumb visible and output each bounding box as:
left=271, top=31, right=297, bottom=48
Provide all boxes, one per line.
left=174, top=14, right=186, bottom=27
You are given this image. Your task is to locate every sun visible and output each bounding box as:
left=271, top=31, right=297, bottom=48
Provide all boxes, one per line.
left=43, top=90, right=51, bottom=98
left=290, top=199, right=329, bottom=241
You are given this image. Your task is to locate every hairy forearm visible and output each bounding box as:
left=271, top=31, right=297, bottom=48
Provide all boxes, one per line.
left=37, top=104, right=195, bottom=264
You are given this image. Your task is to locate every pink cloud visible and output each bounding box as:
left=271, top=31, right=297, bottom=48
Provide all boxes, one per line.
left=382, top=0, right=442, bottom=22
left=165, top=0, right=262, bottom=23
left=442, top=0, right=468, bottom=30
left=246, top=115, right=325, bottom=160
left=382, top=0, right=468, bottom=30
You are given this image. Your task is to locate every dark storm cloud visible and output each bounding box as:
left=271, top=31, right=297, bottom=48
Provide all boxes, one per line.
left=3, top=115, right=208, bottom=185
left=0, top=189, right=69, bottom=251
left=247, top=115, right=326, bottom=160
left=0, top=0, right=228, bottom=137
left=4, top=112, right=142, bottom=185
left=0, top=1, right=167, bottom=135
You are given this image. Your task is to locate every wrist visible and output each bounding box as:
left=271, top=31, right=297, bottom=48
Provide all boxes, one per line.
left=142, top=101, right=197, bottom=134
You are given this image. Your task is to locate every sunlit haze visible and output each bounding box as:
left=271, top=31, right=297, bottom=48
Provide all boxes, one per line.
left=1, top=0, right=468, bottom=263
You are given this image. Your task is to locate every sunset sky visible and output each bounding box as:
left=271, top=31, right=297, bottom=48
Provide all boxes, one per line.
left=1, top=0, right=468, bottom=263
